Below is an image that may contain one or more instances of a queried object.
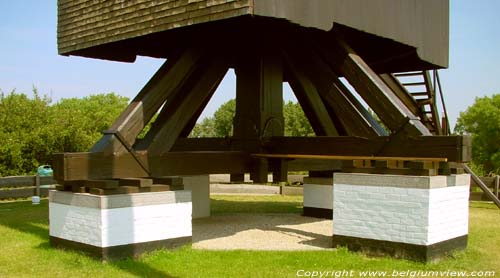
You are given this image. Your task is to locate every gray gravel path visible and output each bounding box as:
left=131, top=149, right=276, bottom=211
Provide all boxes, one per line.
left=192, top=214, right=333, bottom=251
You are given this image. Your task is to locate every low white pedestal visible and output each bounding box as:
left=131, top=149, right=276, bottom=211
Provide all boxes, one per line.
left=49, top=190, right=192, bottom=260
left=303, top=177, right=333, bottom=219
left=182, top=175, right=210, bottom=219
left=333, top=173, right=470, bottom=261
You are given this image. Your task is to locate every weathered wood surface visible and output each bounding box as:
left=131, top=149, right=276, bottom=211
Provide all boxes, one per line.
left=284, top=49, right=339, bottom=136
left=0, top=188, right=53, bottom=199
left=0, top=175, right=55, bottom=199
left=465, top=165, right=500, bottom=208
left=53, top=135, right=470, bottom=182
left=58, top=0, right=449, bottom=69
left=138, top=55, right=229, bottom=155
left=91, top=47, right=206, bottom=154
left=0, top=176, right=55, bottom=188
left=317, top=36, right=431, bottom=136
left=58, top=0, right=252, bottom=55
left=263, top=136, right=470, bottom=163
left=252, top=154, right=447, bottom=162
left=283, top=43, right=384, bottom=137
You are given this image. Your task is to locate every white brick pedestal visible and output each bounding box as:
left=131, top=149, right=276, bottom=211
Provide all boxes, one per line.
left=182, top=175, right=210, bottom=219
left=303, top=177, right=333, bottom=219
left=332, top=173, right=470, bottom=261
left=49, top=190, right=192, bottom=260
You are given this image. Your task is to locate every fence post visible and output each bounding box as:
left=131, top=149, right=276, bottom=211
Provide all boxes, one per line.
left=495, top=175, right=499, bottom=198
left=35, top=174, right=40, bottom=197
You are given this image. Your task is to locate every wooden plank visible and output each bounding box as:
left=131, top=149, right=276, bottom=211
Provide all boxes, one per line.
left=90, top=186, right=140, bottom=196
left=84, top=179, right=119, bottom=189
left=341, top=167, right=438, bottom=176
left=152, top=177, right=184, bottom=188
left=252, top=154, right=447, bottom=162
left=262, top=136, right=471, bottom=162
left=0, top=176, right=55, bottom=189
left=317, top=35, right=431, bottom=136
left=91, top=47, right=206, bottom=154
left=119, top=178, right=153, bottom=188
left=0, top=187, right=53, bottom=199
left=464, top=164, right=500, bottom=209
left=140, top=184, right=171, bottom=192
left=137, top=54, right=229, bottom=155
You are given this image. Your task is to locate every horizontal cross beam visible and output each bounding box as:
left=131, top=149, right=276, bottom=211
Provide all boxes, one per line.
left=53, top=135, right=470, bottom=182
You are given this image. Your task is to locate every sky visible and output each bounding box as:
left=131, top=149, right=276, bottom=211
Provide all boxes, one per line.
left=1, top=1, right=499, bottom=129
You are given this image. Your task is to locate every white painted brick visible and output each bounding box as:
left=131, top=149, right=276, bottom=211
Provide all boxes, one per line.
left=333, top=174, right=470, bottom=246
left=50, top=194, right=192, bottom=248
left=304, top=184, right=333, bottom=209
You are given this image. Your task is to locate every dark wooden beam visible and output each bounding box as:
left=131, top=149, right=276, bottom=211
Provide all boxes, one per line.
left=53, top=151, right=252, bottom=182
left=316, top=35, right=431, bottom=136
left=283, top=51, right=338, bottom=136
left=262, top=136, right=471, bottom=163
left=283, top=44, right=384, bottom=137
left=136, top=55, right=229, bottom=155
left=423, top=70, right=443, bottom=135
left=379, top=73, right=420, bottom=116
left=233, top=52, right=284, bottom=140
left=233, top=51, right=284, bottom=183
left=91, top=47, right=206, bottom=153
left=53, top=135, right=470, bottom=182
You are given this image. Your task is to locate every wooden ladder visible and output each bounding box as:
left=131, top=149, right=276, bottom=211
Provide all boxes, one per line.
left=393, top=71, right=443, bottom=135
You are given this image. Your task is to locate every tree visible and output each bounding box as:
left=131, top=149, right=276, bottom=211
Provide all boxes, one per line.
left=0, top=90, right=128, bottom=176
left=189, top=99, right=314, bottom=137
left=283, top=101, right=314, bottom=137
left=455, top=94, right=500, bottom=174
left=51, top=93, right=129, bottom=152
left=0, top=90, right=53, bottom=175
left=213, top=99, right=236, bottom=137
left=190, top=117, right=217, bottom=138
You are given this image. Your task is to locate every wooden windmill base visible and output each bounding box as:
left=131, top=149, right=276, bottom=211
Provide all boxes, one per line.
left=52, top=18, right=470, bottom=189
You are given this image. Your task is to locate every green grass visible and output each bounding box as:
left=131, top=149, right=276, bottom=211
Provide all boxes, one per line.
left=0, top=196, right=498, bottom=278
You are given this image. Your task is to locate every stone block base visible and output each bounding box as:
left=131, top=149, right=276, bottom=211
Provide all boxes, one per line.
left=182, top=175, right=210, bottom=219
left=332, top=235, right=467, bottom=262
left=303, top=177, right=333, bottom=219
left=49, top=190, right=192, bottom=260
left=333, top=173, right=470, bottom=261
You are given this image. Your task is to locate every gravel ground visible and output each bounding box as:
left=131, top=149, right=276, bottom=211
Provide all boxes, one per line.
left=192, top=214, right=333, bottom=251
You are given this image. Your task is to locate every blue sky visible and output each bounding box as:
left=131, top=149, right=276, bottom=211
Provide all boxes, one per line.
left=1, top=1, right=499, bottom=129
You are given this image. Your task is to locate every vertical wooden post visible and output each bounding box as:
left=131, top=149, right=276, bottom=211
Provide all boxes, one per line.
left=495, top=175, right=499, bottom=198
left=272, top=159, right=288, bottom=183
left=230, top=173, right=245, bottom=183
left=35, top=174, right=40, bottom=197
left=233, top=50, right=284, bottom=183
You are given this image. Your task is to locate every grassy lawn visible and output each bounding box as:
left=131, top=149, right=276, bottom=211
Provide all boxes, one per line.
left=0, top=195, right=498, bottom=278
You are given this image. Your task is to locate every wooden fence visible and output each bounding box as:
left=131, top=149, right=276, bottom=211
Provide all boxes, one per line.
left=0, top=175, right=55, bottom=199
left=469, top=176, right=500, bottom=201
left=0, top=174, right=498, bottom=201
